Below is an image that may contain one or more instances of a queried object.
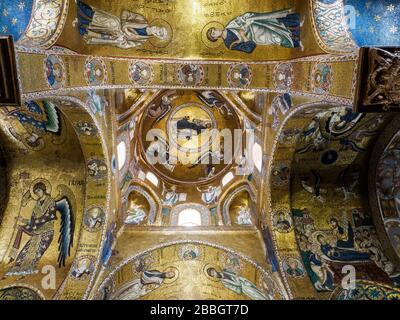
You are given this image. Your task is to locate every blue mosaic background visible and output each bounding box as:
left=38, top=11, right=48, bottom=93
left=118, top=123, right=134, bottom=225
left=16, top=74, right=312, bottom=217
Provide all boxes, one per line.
left=344, top=0, right=400, bottom=46
left=0, top=0, right=34, bottom=41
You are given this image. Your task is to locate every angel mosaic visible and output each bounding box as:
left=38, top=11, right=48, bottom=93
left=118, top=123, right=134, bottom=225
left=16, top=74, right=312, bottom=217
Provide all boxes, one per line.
left=114, top=269, right=176, bottom=300
left=206, top=267, right=270, bottom=300
left=124, top=199, right=148, bottom=225
left=197, top=91, right=233, bottom=119
left=204, top=9, right=303, bottom=53
left=112, top=256, right=176, bottom=300
left=6, top=101, right=64, bottom=151
left=5, top=179, right=75, bottom=277
left=75, top=0, right=170, bottom=49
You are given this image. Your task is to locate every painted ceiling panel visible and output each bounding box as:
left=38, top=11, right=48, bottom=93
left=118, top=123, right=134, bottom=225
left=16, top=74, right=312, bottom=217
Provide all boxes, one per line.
left=0, top=0, right=34, bottom=41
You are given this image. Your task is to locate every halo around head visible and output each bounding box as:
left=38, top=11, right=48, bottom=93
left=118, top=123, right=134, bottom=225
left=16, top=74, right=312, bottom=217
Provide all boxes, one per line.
left=203, top=263, right=221, bottom=282
left=162, top=266, right=179, bottom=284
left=30, top=178, right=52, bottom=200
left=149, top=19, right=173, bottom=48
left=201, top=21, right=225, bottom=49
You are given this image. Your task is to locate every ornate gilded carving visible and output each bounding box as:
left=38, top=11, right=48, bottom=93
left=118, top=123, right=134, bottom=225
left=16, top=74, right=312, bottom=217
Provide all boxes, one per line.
left=310, top=0, right=357, bottom=53
left=355, top=47, right=400, bottom=112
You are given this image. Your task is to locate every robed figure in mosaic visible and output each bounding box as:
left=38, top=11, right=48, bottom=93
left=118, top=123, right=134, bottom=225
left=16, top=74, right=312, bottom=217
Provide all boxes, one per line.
left=6, top=181, right=75, bottom=276
left=113, top=269, right=176, bottom=300
left=206, top=267, right=270, bottom=300
left=75, top=0, right=168, bottom=49
left=207, top=9, right=303, bottom=53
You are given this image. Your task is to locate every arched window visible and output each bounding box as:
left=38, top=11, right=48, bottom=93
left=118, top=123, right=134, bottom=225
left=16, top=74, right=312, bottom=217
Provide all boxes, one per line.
left=177, top=209, right=202, bottom=227
left=252, top=142, right=263, bottom=172
left=222, top=172, right=234, bottom=186
left=117, top=141, right=127, bottom=171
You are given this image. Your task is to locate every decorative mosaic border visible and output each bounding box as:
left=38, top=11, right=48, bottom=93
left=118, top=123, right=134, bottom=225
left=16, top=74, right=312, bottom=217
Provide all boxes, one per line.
left=17, top=0, right=69, bottom=49
left=0, top=284, right=46, bottom=300
left=16, top=51, right=359, bottom=106
left=310, top=0, right=358, bottom=53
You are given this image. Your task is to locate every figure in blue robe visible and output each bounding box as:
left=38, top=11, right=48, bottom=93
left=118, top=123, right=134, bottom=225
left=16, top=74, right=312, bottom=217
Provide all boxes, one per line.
left=317, top=234, right=370, bottom=262
left=206, top=9, right=302, bottom=53
left=75, top=0, right=167, bottom=49
left=301, top=250, right=335, bottom=291
left=329, top=218, right=355, bottom=249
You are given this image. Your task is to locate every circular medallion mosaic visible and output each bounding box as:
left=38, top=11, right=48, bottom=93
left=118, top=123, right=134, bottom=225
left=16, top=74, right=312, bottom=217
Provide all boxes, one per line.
left=227, top=64, right=252, bottom=88
left=177, top=64, right=204, bottom=86
left=44, top=54, right=65, bottom=89
left=129, top=61, right=154, bottom=86
left=311, top=63, right=333, bottom=94
left=84, top=57, right=107, bottom=85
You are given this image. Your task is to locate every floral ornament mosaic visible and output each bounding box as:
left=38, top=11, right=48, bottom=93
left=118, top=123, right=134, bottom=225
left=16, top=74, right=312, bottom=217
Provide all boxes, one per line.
left=133, top=253, right=157, bottom=274
left=0, top=286, right=44, bottom=300
left=74, top=121, right=99, bottom=137
left=334, top=282, right=400, bottom=300
left=18, top=0, right=69, bottom=48
left=219, top=252, right=243, bottom=272
left=311, top=0, right=357, bottom=53
left=271, top=163, right=291, bottom=187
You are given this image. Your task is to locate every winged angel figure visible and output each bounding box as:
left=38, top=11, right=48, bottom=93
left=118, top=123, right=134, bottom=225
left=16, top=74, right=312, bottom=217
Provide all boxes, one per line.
left=5, top=180, right=76, bottom=277
left=7, top=100, right=64, bottom=151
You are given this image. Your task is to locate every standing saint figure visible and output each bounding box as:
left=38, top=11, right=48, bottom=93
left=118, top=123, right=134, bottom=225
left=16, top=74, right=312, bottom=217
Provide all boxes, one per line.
left=75, top=0, right=168, bottom=49
left=206, top=9, right=303, bottom=53
left=206, top=267, right=271, bottom=300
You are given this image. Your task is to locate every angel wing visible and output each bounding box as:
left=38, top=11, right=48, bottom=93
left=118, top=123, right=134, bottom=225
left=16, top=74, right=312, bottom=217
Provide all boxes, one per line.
left=55, top=185, right=76, bottom=267
left=43, top=101, right=61, bottom=134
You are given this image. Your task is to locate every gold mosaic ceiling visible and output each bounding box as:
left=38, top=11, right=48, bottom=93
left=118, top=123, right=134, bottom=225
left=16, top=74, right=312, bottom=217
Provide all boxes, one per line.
left=139, top=90, right=241, bottom=184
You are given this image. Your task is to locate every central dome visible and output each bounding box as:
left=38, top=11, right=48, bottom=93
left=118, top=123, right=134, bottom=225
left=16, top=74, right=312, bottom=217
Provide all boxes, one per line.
left=139, top=90, right=241, bottom=184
